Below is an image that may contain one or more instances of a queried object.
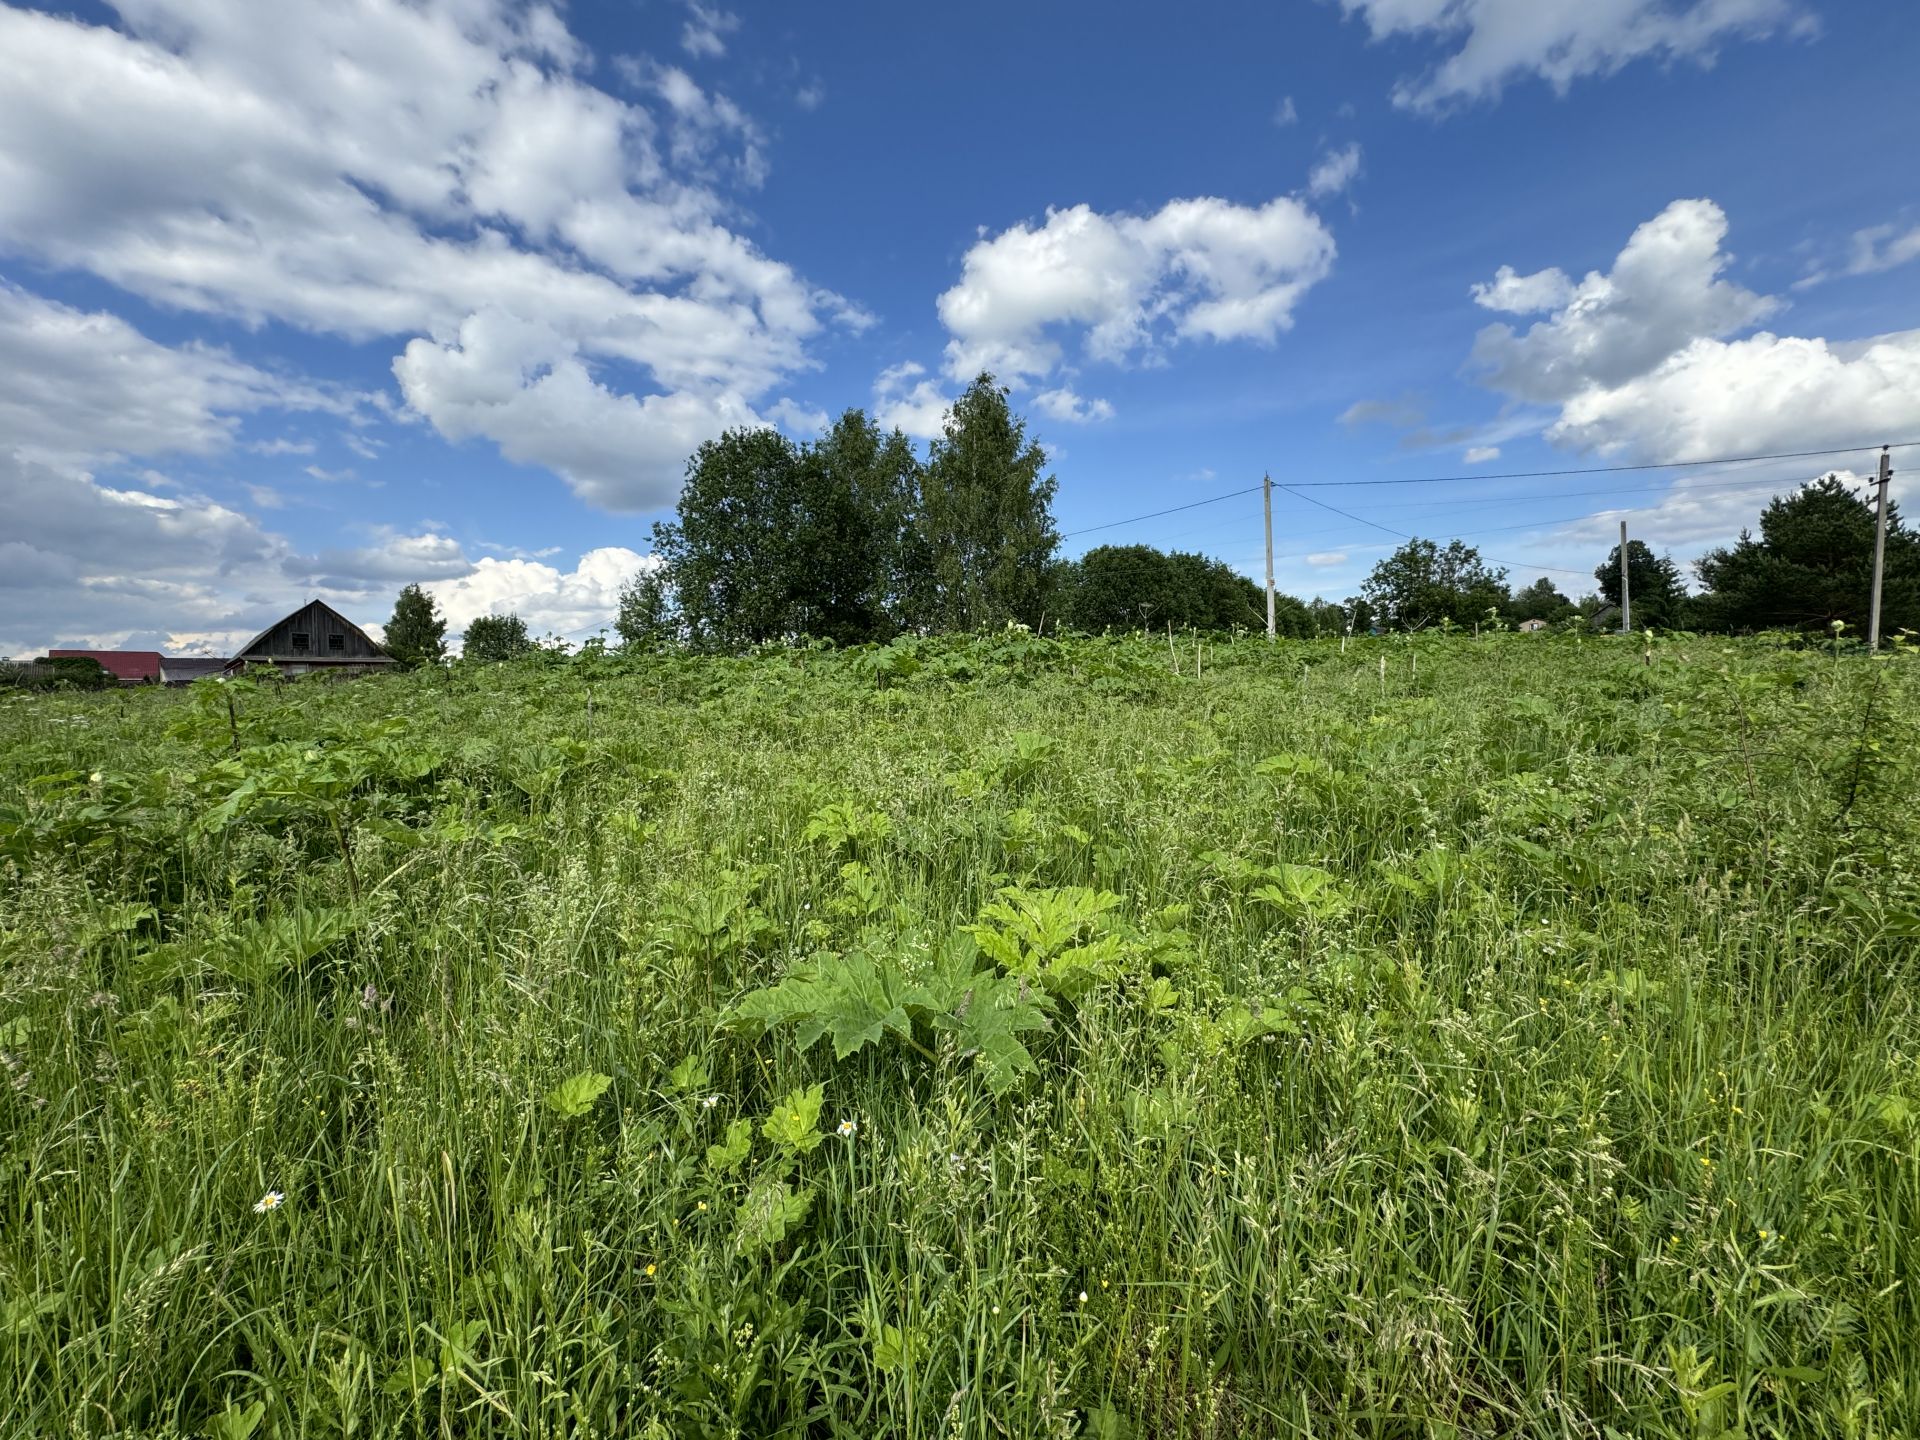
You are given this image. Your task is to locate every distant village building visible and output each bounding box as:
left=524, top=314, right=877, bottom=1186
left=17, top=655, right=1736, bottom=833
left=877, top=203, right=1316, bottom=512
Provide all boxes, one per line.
left=160, top=657, right=228, bottom=686
left=49, top=649, right=161, bottom=685
left=224, top=600, right=394, bottom=678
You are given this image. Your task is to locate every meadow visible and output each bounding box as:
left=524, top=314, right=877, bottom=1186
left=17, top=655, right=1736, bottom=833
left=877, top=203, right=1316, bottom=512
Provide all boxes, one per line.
left=1, top=630, right=1917, bottom=1439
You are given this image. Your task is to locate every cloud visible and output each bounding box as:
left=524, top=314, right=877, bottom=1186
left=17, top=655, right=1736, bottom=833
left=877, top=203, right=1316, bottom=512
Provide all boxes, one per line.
left=618, top=58, right=768, bottom=188
left=394, top=309, right=761, bottom=510
left=0, top=282, right=344, bottom=467
left=0, top=451, right=300, bottom=658
left=935, top=195, right=1336, bottom=383
left=680, top=2, right=740, bottom=60
left=1471, top=199, right=1775, bottom=405
left=1548, top=330, right=1920, bottom=461
left=1307, top=143, right=1363, bottom=198
left=428, top=548, right=655, bottom=646
left=766, top=397, right=830, bottom=438
left=796, top=81, right=826, bottom=111
left=1305, top=551, right=1349, bottom=567
left=1799, top=221, right=1920, bottom=288
left=1337, top=0, right=1811, bottom=112
left=1340, top=395, right=1427, bottom=429
left=1031, top=387, right=1115, bottom=424
left=1273, top=95, right=1298, bottom=126
left=0, top=450, right=651, bottom=659
left=1470, top=198, right=1920, bottom=462
left=304, top=529, right=475, bottom=588
left=1470, top=264, right=1575, bottom=314
left=0, top=0, right=856, bottom=510
left=1537, top=468, right=1917, bottom=563
left=873, top=362, right=951, bottom=441
left=1463, top=445, right=1500, bottom=463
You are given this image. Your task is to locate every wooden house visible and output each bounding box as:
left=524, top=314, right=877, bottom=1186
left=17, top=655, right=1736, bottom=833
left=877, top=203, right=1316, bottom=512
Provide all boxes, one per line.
left=223, top=601, right=395, bottom=678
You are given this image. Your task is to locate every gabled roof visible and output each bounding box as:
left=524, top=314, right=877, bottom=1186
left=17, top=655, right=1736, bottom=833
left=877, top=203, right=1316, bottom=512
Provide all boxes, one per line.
left=230, top=600, right=390, bottom=662
left=49, top=649, right=161, bottom=681
left=160, top=657, right=229, bottom=679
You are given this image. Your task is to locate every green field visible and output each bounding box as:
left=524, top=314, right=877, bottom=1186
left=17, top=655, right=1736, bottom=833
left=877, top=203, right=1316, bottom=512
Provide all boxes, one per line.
left=2, top=632, right=1917, bottom=1438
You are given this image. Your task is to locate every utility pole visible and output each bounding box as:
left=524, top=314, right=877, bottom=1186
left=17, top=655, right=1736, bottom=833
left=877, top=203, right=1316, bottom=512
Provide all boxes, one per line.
left=1619, top=520, right=1631, bottom=635
left=1263, top=473, right=1275, bottom=642
left=1869, top=446, right=1893, bottom=652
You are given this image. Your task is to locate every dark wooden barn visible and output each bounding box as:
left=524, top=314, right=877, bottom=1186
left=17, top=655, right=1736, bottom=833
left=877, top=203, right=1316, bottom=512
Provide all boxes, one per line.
left=223, top=601, right=395, bottom=678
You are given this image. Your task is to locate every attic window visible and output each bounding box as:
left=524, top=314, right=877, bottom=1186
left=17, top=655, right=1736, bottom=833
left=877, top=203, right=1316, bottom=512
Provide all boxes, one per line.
left=291, top=632, right=310, bottom=652
left=328, top=634, right=344, bottom=653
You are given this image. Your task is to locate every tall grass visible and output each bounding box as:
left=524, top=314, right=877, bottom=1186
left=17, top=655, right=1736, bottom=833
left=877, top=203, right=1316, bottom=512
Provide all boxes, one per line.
left=1, top=631, right=1916, bottom=1438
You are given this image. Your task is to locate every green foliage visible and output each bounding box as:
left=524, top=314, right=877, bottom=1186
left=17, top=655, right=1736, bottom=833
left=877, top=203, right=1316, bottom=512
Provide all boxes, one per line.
left=4, top=632, right=1920, bottom=1437
left=733, top=1177, right=813, bottom=1254
left=460, top=611, right=532, bottom=662
left=1508, top=575, right=1577, bottom=625
left=6, top=655, right=116, bottom=690
left=801, top=799, right=892, bottom=854
left=613, top=566, right=677, bottom=652
left=729, top=934, right=1054, bottom=1094
left=1596, top=538, right=1688, bottom=627
left=652, top=419, right=925, bottom=650
left=968, top=885, right=1128, bottom=998
left=544, top=1070, right=612, bottom=1119
left=1363, top=537, right=1509, bottom=629
left=1059, top=544, right=1282, bottom=634
left=383, top=582, right=447, bottom=669
left=919, top=374, right=1060, bottom=631
left=1694, top=474, right=1920, bottom=633
left=760, top=1082, right=826, bottom=1152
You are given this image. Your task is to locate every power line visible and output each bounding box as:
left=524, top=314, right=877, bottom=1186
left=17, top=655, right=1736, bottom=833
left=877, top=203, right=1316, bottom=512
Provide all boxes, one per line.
left=1277, top=483, right=1592, bottom=577
left=1057, top=440, right=1913, bottom=540
left=1286, top=440, right=1920, bottom=488
left=1061, top=483, right=1264, bottom=538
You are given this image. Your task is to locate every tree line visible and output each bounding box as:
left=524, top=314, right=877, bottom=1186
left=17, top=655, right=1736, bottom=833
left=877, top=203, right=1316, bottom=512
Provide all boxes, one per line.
left=374, top=378, right=1918, bottom=663
left=1352, top=475, right=1919, bottom=636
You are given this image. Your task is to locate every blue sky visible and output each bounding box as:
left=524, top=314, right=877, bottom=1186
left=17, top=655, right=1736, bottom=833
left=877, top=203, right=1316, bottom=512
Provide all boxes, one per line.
left=3, top=0, right=1917, bottom=656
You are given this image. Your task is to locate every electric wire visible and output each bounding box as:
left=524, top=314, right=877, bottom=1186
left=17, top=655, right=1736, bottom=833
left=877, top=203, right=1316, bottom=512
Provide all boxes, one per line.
left=1058, top=439, right=1909, bottom=539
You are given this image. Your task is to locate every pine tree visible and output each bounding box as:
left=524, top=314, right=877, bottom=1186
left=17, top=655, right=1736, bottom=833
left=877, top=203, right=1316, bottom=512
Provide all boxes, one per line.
left=384, top=583, right=447, bottom=669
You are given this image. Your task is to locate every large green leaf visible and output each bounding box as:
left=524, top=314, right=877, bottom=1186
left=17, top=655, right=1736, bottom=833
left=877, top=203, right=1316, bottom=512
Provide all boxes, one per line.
left=545, top=1071, right=612, bottom=1120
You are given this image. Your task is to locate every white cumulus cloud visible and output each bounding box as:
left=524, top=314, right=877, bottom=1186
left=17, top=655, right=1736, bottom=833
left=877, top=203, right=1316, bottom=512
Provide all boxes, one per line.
left=935, top=195, right=1336, bottom=384
left=872, top=362, right=952, bottom=442
left=0, top=0, right=856, bottom=511
left=1471, top=199, right=1776, bottom=405
left=1031, top=387, right=1115, bottom=424
left=1469, top=198, right=1920, bottom=464
left=428, top=548, right=656, bottom=646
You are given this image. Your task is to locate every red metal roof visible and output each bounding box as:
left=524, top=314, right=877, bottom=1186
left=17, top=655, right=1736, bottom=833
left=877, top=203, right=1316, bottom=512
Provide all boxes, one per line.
left=49, top=649, right=163, bottom=682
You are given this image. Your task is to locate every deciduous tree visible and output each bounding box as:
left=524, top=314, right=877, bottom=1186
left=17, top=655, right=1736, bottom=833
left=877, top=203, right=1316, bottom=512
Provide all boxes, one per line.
left=461, top=612, right=531, bottom=662
left=384, top=583, right=447, bottom=669
left=918, top=375, right=1059, bottom=631
left=1362, top=539, right=1507, bottom=630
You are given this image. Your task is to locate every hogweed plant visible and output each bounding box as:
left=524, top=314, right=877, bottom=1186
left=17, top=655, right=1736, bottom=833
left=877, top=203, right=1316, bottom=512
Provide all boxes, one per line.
left=0, top=630, right=1915, bottom=1436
